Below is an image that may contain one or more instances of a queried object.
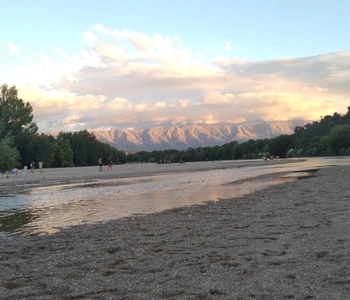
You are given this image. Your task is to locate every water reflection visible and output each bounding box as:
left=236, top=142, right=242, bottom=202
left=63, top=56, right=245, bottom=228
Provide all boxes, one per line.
left=1, top=157, right=349, bottom=236
left=0, top=210, right=39, bottom=236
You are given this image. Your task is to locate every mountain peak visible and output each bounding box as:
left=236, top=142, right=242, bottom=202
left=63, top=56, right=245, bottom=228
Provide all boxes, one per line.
left=91, top=120, right=305, bottom=151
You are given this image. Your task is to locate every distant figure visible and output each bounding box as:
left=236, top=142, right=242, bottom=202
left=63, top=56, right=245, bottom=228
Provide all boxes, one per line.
left=98, top=157, right=103, bottom=172
left=108, top=156, right=114, bottom=172
left=30, top=161, right=35, bottom=173
left=38, top=161, right=44, bottom=173
left=11, top=168, right=19, bottom=176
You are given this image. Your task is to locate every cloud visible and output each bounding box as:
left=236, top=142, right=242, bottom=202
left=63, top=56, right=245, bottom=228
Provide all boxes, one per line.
left=10, top=25, right=350, bottom=132
left=7, top=42, right=20, bottom=54
left=170, top=100, right=190, bottom=108
left=315, top=86, right=328, bottom=92
left=155, top=102, right=167, bottom=108
left=107, top=97, right=132, bottom=110
left=224, top=41, right=231, bottom=51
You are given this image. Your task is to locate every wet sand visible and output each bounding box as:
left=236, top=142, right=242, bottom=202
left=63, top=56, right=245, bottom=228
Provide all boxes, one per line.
left=1, top=162, right=350, bottom=299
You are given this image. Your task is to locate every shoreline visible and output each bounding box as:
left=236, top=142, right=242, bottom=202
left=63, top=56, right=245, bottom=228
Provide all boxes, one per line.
left=1, top=164, right=349, bottom=299
left=0, top=158, right=304, bottom=193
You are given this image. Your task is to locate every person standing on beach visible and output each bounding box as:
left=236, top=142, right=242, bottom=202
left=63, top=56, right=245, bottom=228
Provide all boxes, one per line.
left=108, top=156, right=114, bottom=172
left=30, top=161, right=35, bottom=173
left=98, top=157, right=103, bottom=172
left=38, top=161, right=44, bottom=173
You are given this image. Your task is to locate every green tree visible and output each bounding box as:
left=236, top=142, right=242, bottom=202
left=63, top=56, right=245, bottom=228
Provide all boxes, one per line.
left=0, top=134, right=20, bottom=172
left=325, top=125, right=350, bottom=155
left=0, top=84, right=37, bottom=139
left=117, top=150, right=127, bottom=164
left=52, top=138, right=74, bottom=167
left=268, top=134, right=294, bottom=157
left=0, top=119, right=20, bottom=171
left=59, top=132, right=88, bottom=166
left=56, top=130, right=123, bottom=167
left=0, top=84, right=38, bottom=166
left=27, top=134, right=54, bottom=167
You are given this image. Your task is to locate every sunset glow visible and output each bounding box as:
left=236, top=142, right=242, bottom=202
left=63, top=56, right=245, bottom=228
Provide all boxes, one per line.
left=1, top=1, right=349, bottom=132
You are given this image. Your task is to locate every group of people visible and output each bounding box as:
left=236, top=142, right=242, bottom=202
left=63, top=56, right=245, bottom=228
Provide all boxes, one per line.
left=98, top=156, right=114, bottom=172
left=1, top=160, right=44, bottom=178
left=30, top=161, right=44, bottom=173
left=4, top=157, right=116, bottom=177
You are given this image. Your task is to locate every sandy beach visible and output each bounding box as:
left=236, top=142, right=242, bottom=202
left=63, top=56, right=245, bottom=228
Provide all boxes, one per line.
left=0, top=159, right=300, bottom=194
left=0, top=161, right=350, bottom=299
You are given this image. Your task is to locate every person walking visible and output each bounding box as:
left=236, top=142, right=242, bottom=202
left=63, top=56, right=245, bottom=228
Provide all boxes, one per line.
left=108, top=156, right=114, bottom=172
left=98, top=157, right=103, bottom=172
left=38, top=161, right=44, bottom=173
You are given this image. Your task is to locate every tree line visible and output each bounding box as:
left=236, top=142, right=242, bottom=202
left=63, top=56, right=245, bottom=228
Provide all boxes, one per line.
left=1, top=83, right=350, bottom=172
left=0, top=84, right=126, bottom=172
left=127, top=108, right=350, bottom=163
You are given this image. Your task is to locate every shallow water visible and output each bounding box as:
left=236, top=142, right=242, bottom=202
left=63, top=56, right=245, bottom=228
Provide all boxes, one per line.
left=0, top=157, right=349, bottom=236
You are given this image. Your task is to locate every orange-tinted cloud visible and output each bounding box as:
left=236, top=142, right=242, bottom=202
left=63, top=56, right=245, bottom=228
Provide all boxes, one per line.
left=8, top=26, right=350, bottom=132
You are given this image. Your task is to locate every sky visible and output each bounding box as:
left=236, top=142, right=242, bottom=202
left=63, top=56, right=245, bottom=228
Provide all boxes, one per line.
left=1, top=0, right=350, bottom=132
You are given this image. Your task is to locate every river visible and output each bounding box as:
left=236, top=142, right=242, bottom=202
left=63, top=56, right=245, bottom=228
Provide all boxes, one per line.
left=1, top=157, right=349, bottom=236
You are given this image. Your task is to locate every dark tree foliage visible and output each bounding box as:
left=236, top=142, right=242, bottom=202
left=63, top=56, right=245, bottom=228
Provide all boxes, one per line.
left=0, top=84, right=38, bottom=138
left=0, top=133, right=20, bottom=172
left=14, top=106, right=350, bottom=167
left=27, top=133, right=54, bottom=167
left=126, top=107, right=350, bottom=162
left=324, top=125, right=350, bottom=155
left=57, top=130, right=122, bottom=167
left=289, top=109, right=350, bottom=156
left=19, top=130, right=124, bottom=168
left=52, top=137, right=74, bottom=167
left=0, top=84, right=38, bottom=166
left=268, top=135, right=294, bottom=157
left=3, top=82, right=350, bottom=168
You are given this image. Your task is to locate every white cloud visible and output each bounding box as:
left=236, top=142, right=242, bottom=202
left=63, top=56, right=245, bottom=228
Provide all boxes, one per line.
left=155, top=102, right=167, bottom=108
left=9, top=26, right=350, bottom=132
left=7, top=42, right=20, bottom=54
left=170, top=100, right=190, bottom=108
left=315, top=86, right=328, bottom=92
left=107, top=98, right=132, bottom=110
left=200, top=91, right=235, bottom=106
left=135, top=103, right=150, bottom=112
left=224, top=41, right=231, bottom=51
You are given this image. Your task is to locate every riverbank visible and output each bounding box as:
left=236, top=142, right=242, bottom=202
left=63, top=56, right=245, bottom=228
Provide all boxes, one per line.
left=0, top=159, right=302, bottom=193
left=1, top=164, right=349, bottom=299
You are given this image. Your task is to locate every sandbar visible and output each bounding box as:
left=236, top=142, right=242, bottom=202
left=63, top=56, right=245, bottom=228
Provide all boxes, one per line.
left=0, top=161, right=349, bottom=299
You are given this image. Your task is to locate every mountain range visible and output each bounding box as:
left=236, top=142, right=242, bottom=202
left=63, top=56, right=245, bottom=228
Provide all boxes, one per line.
left=91, top=120, right=306, bottom=152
